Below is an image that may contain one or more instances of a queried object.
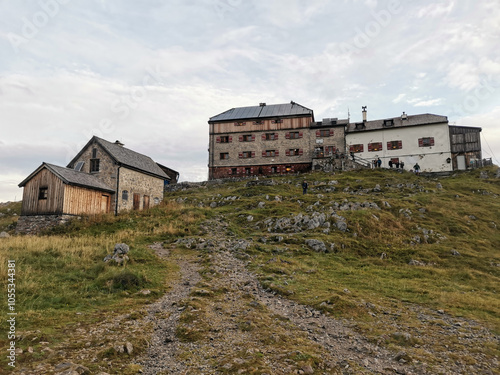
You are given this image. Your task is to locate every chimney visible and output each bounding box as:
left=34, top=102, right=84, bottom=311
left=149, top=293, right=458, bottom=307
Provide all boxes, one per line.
left=114, top=140, right=124, bottom=147
left=362, top=106, right=367, bottom=122
left=401, top=111, right=408, bottom=120
left=259, top=102, right=266, bottom=106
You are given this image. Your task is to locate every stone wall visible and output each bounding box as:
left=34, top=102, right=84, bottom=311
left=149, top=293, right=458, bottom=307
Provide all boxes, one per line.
left=16, top=214, right=78, bottom=235
left=118, top=168, right=164, bottom=211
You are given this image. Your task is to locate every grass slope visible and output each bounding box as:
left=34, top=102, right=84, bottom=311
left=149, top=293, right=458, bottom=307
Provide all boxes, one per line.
left=0, top=166, right=499, bottom=372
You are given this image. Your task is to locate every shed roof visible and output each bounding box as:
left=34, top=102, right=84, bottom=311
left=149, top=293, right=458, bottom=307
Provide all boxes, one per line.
left=346, top=113, right=448, bottom=133
left=68, top=136, right=169, bottom=180
left=19, top=163, right=115, bottom=193
left=209, top=102, right=314, bottom=123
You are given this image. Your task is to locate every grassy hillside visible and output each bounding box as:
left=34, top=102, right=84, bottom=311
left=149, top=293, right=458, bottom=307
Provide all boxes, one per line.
left=0, top=166, right=499, bottom=373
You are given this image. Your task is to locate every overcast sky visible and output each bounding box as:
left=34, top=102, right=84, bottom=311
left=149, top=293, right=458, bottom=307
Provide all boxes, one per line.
left=1, top=0, right=499, bottom=202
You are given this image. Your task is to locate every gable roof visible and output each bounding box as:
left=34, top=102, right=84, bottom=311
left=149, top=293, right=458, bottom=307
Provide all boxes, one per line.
left=209, top=102, right=314, bottom=123
left=346, top=113, right=448, bottom=133
left=68, top=137, right=169, bottom=180
left=19, top=163, right=115, bottom=193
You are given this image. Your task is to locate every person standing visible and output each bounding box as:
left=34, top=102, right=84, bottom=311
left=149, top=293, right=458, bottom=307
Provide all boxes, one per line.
left=302, top=180, right=308, bottom=194
left=388, top=160, right=393, bottom=168
left=413, top=163, right=421, bottom=175
left=377, top=158, right=382, bottom=168
left=400, top=161, right=405, bottom=170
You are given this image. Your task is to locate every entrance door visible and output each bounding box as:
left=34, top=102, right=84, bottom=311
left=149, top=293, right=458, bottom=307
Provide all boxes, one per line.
left=133, top=193, right=140, bottom=210
left=101, top=195, right=109, bottom=213
left=143, top=195, right=150, bottom=210
left=457, top=155, right=466, bottom=170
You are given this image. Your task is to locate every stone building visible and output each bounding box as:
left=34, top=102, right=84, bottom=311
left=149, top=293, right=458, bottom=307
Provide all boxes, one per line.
left=18, top=136, right=172, bottom=233
left=208, top=102, right=349, bottom=179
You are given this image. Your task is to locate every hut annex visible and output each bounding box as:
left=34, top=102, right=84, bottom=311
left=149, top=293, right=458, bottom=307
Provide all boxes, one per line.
left=17, top=136, right=172, bottom=234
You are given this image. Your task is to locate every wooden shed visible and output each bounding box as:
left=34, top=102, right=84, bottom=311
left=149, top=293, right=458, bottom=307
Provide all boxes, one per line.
left=18, top=162, right=115, bottom=216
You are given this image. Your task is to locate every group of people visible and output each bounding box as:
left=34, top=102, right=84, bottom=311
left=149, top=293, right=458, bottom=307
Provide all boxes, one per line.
left=388, top=160, right=405, bottom=169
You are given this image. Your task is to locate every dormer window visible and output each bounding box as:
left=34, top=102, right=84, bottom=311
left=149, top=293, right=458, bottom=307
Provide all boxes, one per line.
left=355, top=123, right=365, bottom=130
left=383, top=119, right=394, bottom=127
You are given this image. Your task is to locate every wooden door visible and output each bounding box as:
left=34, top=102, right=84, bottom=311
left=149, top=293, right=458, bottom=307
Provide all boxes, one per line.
left=133, top=193, right=140, bottom=210
left=143, top=195, right=150, bottom=210
left=101, top=195, right=109, bottom=213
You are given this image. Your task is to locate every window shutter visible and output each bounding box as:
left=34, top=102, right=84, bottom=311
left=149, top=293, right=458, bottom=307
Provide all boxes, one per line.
left=316, top=130, right=321, bottom=137
left=251, top=167, right=254, bottom=174
left=239, top=135, right=243, bottom=142
left=239, top=152, right=243, bottom=158
left=430, top=137, right=435, bottom=146
left=251, top=135, right=255, bottom=141
left=418, top=138, right=423, bottom=147
left=329, top=129, right=334, bottom=136
left=262, top=134, right=266, bottom=141
left=349, top=145, right=354, bottom=152
left=251, top=151, right=255, bottom=158
left=398, top=140, right=402, bottom=149
left=368, top=143, right=373, bottom=152
left=216, top=136, right=221, bottom=143
left=229, top=136, right=232, bottom=143
left=275, top=150, right=279, bottom=157
left=262, top=151, right=266, bottom=157
left=285, top=132, right=290, bottom=139
left=299, top=149, right=303, bottom=156
left=274, top=133, right=278, bottom=140
left=286, top=149, right=290, bottom=156
left=387, top=141, right=392, bottom=149
left=299, top=132, right=303, bottom=138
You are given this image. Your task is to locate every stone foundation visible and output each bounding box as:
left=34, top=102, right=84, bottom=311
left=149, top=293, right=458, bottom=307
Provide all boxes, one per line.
left=16, top=215, right=79, bottom=235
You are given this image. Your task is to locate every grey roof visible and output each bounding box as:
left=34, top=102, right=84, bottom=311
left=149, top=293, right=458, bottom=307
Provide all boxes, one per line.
left=209, top=102, right=314, bottom=122
left=19, top=163, right=115, bottom=192
left=311, top=118, right=349, bottom=128
left=69, top=137, right=168, bottom=180
left=346, top=113, right=448, bottom=133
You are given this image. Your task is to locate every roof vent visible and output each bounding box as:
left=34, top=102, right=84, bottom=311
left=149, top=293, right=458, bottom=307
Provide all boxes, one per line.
left=401, top=111, right=408, bottom=120
left=259, top=102, right=266, bottom=106
left=114, top=140, right=124, bottom=147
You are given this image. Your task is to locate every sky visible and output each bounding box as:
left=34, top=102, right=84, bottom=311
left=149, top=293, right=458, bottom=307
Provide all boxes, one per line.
left=1, top=0, right=499, bottom=202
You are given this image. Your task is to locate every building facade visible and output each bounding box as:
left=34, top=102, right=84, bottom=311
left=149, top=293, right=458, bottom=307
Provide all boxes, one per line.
left=345, top=110, right=455, bottom=173
left=208, top=102, right=348, bottom=179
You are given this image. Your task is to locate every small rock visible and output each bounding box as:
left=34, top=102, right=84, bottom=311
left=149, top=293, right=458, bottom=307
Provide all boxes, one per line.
left=125, top=342, right=133, bottom=355
left=0, top=231, right=10, bottom=238
left=451, top=249, right=461, bottom=256
left=247, top=215, right=254, bottom=222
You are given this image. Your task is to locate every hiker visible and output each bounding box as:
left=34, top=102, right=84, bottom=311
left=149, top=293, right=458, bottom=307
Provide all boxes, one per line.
left=388, top=160, right=393, bottom=168
left=350, top=152, right=355, bottom=161
left=414, top=163, right=421, bottom=175
left=377, top=158, right=382, bottom=168
left=395, top=161, right=400, bottom=169
left=302, top=180, right=308, bottom=194
left=400, top=161, right=405, bottom=170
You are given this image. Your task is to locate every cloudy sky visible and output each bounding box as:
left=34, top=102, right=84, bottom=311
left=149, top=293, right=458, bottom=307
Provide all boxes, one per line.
left=1, top=0, right=499, bottom=202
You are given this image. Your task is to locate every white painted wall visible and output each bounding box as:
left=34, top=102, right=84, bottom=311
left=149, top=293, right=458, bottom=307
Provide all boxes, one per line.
left=346, top=123, right=453, bottom=172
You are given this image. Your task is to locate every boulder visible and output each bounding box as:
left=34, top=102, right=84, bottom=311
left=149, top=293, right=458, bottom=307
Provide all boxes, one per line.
left=305, top=239, right=327, bottom=253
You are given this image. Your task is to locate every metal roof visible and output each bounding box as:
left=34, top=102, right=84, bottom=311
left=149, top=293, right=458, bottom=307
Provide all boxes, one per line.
left=209, top=102, right=314, bottom=122
left=346, top=113, right=448, bottom=133
left=19, top=163, right=115, bottom=192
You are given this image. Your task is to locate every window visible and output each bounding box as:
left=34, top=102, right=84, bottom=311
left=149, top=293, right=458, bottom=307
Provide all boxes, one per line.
left=383, top=119, right=394, bottom=127
left=263, top=133, right=278, bottom=141
left=231, top=168, right=237, bottom=175
left=325, top=146, right=335, bottom=156
left=271, top=166, right=278, bottom=173
left=239, top=151, right=255, bottom=159
left=286, top=148, right=302, bottom=156
left=90, top=159, right=100, bottom=172
left=122, top=190, right=129, bottom=201
left=272, top=119, right=283, bottom=124
left=387, top=140, right=403, bottom=150
left=220, top=152, right=229, bottom=160
left=349, top=144, right=364, bottom=153
left=253, top=120, right=264, bottom=125
left=92, top=148, right=98, bottom=158
left=286, top=131, right=302, bottom=139
left=316, top=129, right=334, bottom=137
left=418, top=137, right=435, bottom=147
left=245, top=167, right=252, bottom=175
left=234, top=121, right=246, bottom=126
left=217, top=135, right=232, bottom=143
left=74, top=161, right=84, bottom=171
left=368, top=142, right=383, bottom=152
left=262, top=150, right=278, bottom=157
left=239, top=134, right=255, bottom=142
left=285, top=165, right=292, bottom=172
left=38, top=187, right=48, bottom=200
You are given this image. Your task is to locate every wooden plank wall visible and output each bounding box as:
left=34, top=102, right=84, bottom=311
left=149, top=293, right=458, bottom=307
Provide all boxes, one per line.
left=63, top=185, right=112, bottom=215
left=21, top=169, right=65, bottom=215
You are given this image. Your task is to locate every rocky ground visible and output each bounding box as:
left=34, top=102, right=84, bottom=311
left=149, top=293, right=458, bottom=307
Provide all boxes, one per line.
left=11, top=217, right=499, bottom=375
